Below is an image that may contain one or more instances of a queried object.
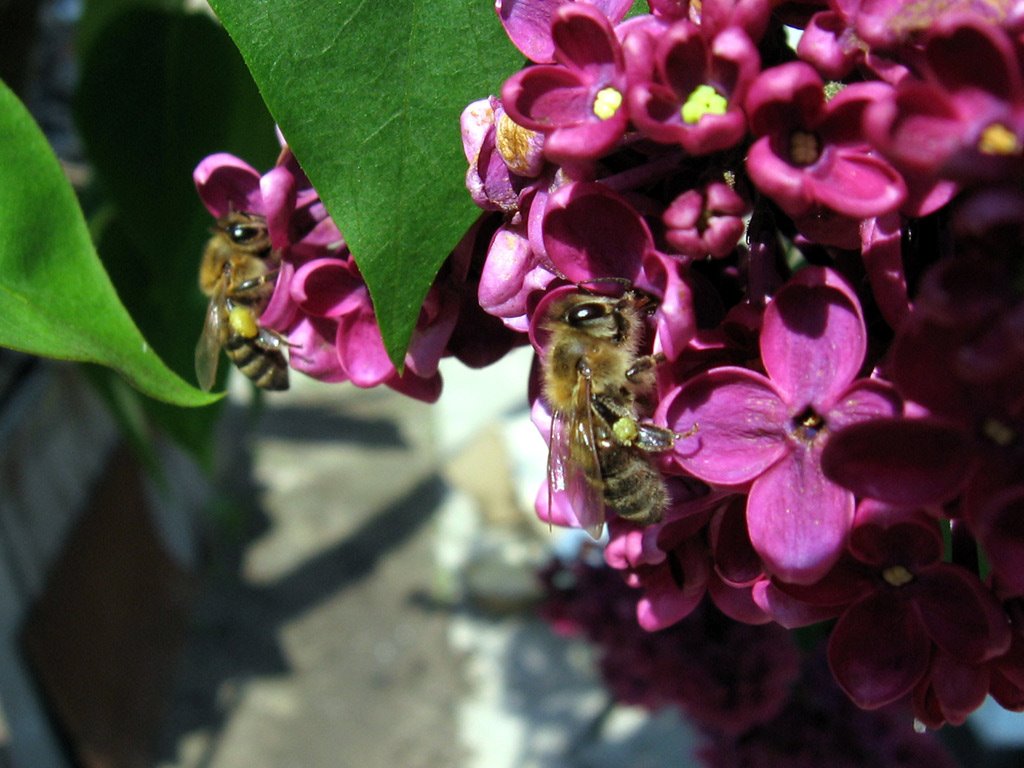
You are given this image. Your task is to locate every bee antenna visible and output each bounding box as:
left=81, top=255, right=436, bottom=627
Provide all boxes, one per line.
left=574, top=276, right=635, bottom=296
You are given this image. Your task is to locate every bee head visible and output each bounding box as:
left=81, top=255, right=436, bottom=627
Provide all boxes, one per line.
left=563, top=296, right=631, bottom=342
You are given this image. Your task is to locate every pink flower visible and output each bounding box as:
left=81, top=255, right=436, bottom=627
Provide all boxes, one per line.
left=502, top=4, right=630, bottom=165
left=663, top=180, right=749, bottom=259
left=625, top=20, right=760, bottom=155
left=744, top=61, right=907, bottom=220
left=660, top=268, right=901, bottom=584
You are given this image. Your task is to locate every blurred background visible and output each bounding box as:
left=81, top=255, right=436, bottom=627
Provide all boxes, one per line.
left=1, top=1, right=1023, bottom=766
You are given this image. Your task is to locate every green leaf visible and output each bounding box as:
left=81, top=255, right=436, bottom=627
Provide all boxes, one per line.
left=207, top=0, right=522, bottom=367
left=0, top=77, right=218, bottom=408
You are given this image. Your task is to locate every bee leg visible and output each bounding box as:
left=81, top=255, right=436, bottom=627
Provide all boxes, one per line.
left=624, top=353, right=666, bottom=382
left=255, top=327, right=292, bottom=351
left=234, top=270, right=279, bottom=294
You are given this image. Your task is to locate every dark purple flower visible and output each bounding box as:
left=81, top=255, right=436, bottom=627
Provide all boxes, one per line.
left=745, top=61, right=907, bottom=219
left=864, top=16, right=1024, bottom=186
left=660, top=268, right=901, bottom=584
left=701, top=647, right=959, bottom=768
left=502, top=3, right=630, bottom=165
left=853, top=0, right=1016, bottom=49
left=821, top=502, right=1011, bottom=710
left=822, top=255, right=1024, bottom=589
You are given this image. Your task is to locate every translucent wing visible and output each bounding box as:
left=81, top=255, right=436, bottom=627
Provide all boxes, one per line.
left=194, top=287, right=228, bottom=392
left=547, top=371, right=606, bottom=539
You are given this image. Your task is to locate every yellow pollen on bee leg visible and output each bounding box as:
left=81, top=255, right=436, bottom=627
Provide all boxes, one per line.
left=593, top=87, right=623, bottom=120
left=612, top=416, right=639, bottom=445
left=882, top=565, right=914, bottom=587
left=790, top=130, right=821, bottom=165
left=979, top=123, right=1020, bottom=156
left=681, top=84, right=728, bottom=125
left=228, top=306, right=260, bottom=338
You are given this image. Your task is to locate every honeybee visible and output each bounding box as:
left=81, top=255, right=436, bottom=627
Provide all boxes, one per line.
left=195, top=211, right=289, bottom=391
left=541, top=285, right=684, bottom=538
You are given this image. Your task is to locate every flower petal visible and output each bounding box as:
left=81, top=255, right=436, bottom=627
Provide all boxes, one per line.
left=543, top=182, right=651, bottom=282
left=828, top=593, right=931, bottom=709
left=660, top=368, right=789, bottom=485
left=760, top=267, right=865, bottom=410
left=822, top=417, right=971, bottom=506
left=915, top=564, right=1011, bottom=663
left=747, top=444, right=854, bottom=584
left=193, top=152, right=262, bottom=217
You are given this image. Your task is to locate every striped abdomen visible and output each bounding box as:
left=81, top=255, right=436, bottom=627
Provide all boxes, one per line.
left=224, top=334, right=289, bottom=390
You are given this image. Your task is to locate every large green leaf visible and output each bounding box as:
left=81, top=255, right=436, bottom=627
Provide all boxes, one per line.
left=0, top=78, right=218, bottom=408
left=207, top=0, right=522, bottom=366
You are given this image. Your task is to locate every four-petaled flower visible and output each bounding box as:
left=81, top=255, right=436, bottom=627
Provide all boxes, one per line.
left=502, top=3, right=630, bottom=166
left=659, top=268, right=901, bottom=584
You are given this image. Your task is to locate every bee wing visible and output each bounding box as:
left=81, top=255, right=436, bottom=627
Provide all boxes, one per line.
left=194, top=290, right=227, bottom=392
left=547, top=373, right=606, bottom=539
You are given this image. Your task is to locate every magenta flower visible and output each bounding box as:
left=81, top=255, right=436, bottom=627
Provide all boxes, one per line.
left=287, top=257, right=451, bottom=403
left=864, top=16, right=1024, bottom=187
left=745, top=61, right=907, bottom=220
left=495, top=0, right=633, bottom=63
left=541, top=180, right=652, bottom=282
left=663, top=180, right=749, bottom=259
left=501, top=3, right=630, bottom=165
left=194, top=149, right=464, bottom=403
left=194, top=148, right=339, bottom=348
left=820, top=503, right=1010, bottom=711
left=797, top=3, right=862, bottom=80
left=659, top=268, right=901, bottom=584
left=625, top=20, right=759, bottom=154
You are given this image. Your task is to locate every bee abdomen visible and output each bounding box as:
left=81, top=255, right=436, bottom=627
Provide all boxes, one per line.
left=599, top=446, right=668, bottom=525
left=224, top=336, right=289, bottom=390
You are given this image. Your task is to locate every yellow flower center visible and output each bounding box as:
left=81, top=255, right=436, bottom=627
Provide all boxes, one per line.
left=593, top=87, right=623, bottom=120
left=681, top=84, right=728, bottom=125
left=790, top=130, right=821, bottom=165
left=982, top=417, right=1017, bottom=447
left=978, top=122, right=1021, bottom=156
left=882, top=565, right=914, bottom=587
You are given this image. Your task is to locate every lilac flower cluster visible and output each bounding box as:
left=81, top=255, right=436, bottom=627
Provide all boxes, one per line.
left=539, top=557, right=958, bottom=766
left=193, top=146, right=515, bottom=402
left=462, top=0, right=1024, bottom=728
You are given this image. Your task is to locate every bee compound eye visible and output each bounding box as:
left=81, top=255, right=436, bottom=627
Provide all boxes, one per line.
left=228, top=223, right=266, bottom=245
left=566, top=302, right=608, bottom=326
